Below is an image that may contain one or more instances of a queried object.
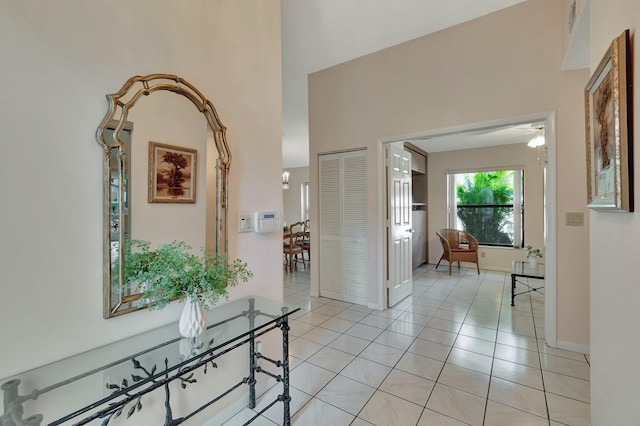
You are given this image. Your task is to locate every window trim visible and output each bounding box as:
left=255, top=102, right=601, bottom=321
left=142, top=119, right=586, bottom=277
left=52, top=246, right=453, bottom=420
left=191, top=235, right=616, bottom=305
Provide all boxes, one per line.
left=447, top=168, right=524, bottom=248
left=301, top=181, right=310, bottom=221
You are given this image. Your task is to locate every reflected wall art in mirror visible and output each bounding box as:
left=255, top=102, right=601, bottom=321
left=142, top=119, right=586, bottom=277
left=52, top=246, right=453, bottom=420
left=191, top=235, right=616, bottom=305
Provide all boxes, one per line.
left=96, top=74, right=231, bottom=318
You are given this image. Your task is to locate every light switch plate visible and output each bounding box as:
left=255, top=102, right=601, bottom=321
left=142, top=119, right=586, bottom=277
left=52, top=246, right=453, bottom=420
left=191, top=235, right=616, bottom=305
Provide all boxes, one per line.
left=238, top=214, right=253, bottom=232
left=566, top=212, right=584, bottom=226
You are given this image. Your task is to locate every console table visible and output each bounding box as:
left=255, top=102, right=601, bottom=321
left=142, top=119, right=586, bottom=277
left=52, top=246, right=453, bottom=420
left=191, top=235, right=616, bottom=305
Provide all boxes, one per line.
left=0, top=297, right=299, bottom=426
left=511, top=261, right=545, bottom=306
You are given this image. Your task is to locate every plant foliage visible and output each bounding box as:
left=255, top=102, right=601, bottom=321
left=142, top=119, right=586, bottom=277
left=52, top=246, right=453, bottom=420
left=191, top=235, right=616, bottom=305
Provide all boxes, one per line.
left=123, top=240, right=253, bottom=310
left=525, top=245, right=543, bottom=260
left=456, top=171, right=514, bottom=245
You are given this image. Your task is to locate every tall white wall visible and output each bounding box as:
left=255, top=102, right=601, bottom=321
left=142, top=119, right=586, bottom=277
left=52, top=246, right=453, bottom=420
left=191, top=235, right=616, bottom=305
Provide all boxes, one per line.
left=589, top=1, right=640, bottom=423
left=309, top=0, right=590, bottom=348
left=0, top=0, right=283, bottom=419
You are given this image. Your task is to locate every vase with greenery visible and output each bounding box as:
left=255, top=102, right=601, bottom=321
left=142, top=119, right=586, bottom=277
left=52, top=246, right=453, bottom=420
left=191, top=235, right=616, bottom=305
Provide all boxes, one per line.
left=525, top=245, right=543, bottom=267
left=124, top=240, right=253, bottom=336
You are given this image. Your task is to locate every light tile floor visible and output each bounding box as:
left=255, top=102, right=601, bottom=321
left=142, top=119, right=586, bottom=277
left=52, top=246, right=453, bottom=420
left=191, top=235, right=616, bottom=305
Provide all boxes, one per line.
left=225, top=264, right=590, bottom=425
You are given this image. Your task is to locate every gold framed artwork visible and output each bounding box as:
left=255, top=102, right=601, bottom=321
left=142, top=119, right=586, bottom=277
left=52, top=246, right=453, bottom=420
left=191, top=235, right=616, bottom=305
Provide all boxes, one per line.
left=149, top=141, right=197, bottom=203
left=585, top=29, right=633, bottom=212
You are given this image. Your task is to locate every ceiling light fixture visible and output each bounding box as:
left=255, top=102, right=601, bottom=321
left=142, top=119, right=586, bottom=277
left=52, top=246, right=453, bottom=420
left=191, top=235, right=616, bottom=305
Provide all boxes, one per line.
left=527, top=128, right=546, bottom=148
left=527, top=135, right=545, bottom=148
left=526, top=127, right=548, bottom=165
left=282, top=171, right=290, bottom=190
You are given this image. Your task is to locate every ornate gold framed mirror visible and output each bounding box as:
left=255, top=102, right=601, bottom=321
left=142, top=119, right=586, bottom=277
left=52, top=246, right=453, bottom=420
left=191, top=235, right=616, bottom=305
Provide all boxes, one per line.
left=96, top=74, right=231, bottom=318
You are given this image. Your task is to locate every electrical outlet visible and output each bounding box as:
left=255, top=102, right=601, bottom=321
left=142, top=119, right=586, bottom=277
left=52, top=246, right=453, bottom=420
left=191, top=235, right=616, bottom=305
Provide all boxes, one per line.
left=480, top=251, right=486, bottom=258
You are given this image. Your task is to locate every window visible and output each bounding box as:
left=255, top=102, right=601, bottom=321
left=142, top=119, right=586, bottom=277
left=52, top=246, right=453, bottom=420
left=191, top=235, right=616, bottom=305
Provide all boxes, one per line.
left=301, top=181, right=310, bottom=220
left=448, top=169, right=523, bottom=247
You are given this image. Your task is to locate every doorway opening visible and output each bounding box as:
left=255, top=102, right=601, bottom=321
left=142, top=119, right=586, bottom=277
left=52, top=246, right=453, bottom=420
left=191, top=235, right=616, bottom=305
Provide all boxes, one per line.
left=378, top=112, right=557, bottom=347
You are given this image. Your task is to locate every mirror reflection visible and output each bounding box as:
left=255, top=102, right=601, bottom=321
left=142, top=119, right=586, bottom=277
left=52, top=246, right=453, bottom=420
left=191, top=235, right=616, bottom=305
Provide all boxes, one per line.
left=108, top=125, right=131, bottom=251
left=97, top=75, right=231, bottom=318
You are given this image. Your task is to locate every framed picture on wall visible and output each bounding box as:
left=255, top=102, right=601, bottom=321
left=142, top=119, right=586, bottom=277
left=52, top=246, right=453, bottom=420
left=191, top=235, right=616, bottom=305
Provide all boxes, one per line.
left=585, top=29, right=633, bottom=212
left=148, top=141, right=197, bottom=203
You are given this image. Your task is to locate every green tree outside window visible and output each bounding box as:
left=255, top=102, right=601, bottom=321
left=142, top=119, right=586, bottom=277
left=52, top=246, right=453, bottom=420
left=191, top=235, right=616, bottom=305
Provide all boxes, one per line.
left=455, top=170, right=517, bottom=246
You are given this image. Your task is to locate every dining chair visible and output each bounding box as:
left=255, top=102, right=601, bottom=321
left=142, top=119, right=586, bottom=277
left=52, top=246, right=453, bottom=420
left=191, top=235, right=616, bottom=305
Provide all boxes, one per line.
left=302, top=219, right=310, bottom=261
left=283, top=221, right=306, bottom=272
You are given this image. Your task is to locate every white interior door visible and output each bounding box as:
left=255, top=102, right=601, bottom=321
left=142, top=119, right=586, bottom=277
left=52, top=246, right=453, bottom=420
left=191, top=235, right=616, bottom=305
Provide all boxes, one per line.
left=342, top=152, right=368, bottom=304
left=387, top=143, right=412, bottom=307
left=319, top=155, right=343, bottom=301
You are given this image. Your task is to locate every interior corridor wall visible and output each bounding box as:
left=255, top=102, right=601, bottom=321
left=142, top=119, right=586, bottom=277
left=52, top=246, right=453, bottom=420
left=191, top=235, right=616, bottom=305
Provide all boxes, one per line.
left=0, top=1, right=283, bottom=418
left=308, top=0, right=590, bottom=348
left=588, top=0, right=640, bottom=423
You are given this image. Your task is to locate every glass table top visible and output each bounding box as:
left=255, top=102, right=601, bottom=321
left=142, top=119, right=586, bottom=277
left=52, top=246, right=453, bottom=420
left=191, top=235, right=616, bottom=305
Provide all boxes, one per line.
left=511, top=260, right=545, bottom=279
left=1, top=296, right=299, bottom=425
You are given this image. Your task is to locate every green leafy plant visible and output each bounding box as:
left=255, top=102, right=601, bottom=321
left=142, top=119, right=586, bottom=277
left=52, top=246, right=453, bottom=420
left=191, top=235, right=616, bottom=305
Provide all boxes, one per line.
left=123, top=240, right=253, bottom=310
left=525, top=245, right=544, bottom=260
left=456, top=171, right=514, bottom=245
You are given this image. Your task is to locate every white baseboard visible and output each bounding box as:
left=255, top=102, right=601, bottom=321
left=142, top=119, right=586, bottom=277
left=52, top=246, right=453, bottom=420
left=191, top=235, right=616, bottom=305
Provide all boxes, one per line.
left=368, top=302, right=383, bottom=310
left=554, top=339, right=590, bottom=355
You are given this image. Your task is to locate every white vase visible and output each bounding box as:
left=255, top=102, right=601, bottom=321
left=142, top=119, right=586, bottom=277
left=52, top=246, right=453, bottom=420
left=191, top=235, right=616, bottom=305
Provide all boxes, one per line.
left=179, top=296, right=207, bottom=338
left=528, top=259, right=538, bottom=268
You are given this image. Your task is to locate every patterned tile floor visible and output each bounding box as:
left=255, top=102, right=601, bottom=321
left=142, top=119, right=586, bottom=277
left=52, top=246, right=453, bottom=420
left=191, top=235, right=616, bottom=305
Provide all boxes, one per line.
left=224, top=264, right=590, bottom=425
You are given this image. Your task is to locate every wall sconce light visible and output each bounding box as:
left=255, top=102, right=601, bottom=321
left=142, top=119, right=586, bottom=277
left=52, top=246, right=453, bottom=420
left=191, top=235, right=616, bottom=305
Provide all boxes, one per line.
left=282, top=170, right=290, bottom=190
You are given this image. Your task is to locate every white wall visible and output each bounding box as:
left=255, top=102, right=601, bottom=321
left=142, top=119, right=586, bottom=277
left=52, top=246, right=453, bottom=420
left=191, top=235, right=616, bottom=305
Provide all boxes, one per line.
left=589, top=1, right=640, bottom=423
left=562, top=0, right=589, bottom=70
left=0, top=0, right=283, bottom=420
left=428, top=143, right=545, bottom=271
left=309, top=0, right=590, bottom=348
left=128, top=91, right=208, bottom=249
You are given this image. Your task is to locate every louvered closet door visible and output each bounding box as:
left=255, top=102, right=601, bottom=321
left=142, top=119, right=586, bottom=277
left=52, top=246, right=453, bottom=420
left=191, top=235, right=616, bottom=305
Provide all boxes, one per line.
left=319, top=150, right=368, bottom=305
left=319, top=154, right=343, bottom=301
left=341, top=152, right=367, bottom=304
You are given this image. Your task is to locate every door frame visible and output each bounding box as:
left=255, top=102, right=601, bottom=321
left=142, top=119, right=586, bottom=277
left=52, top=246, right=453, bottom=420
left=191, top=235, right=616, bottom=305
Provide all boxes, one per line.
left=377, top=111, right=557, bottom=347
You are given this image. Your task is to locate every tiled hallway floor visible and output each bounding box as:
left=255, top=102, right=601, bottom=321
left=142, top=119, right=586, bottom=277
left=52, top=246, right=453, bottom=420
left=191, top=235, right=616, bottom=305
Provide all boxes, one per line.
left=225, top=265, right=590, bottom=425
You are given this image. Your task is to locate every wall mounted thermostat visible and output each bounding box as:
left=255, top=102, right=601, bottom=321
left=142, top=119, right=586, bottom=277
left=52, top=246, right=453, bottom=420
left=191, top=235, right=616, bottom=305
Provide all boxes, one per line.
left=254, top=211, right=279, bottom=233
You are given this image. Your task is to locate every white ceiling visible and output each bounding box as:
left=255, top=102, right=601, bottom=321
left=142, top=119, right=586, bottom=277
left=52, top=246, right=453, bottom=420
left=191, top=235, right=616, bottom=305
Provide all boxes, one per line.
left=406, top=121, right=546, bottom=153
left=281, top=0, right=528, bottom=168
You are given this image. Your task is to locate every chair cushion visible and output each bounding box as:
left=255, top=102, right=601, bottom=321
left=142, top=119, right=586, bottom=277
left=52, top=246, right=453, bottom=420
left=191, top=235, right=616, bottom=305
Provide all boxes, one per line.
left=451, top=248, right=474, bottom=253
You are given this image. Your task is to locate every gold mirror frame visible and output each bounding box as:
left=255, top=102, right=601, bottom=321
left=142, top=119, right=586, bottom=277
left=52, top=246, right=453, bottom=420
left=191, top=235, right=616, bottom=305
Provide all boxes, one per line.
left=96, top=74, right=231, bottom=318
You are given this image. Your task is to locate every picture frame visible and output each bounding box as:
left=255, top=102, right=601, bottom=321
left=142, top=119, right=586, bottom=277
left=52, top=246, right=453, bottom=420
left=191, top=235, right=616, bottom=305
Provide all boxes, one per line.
left=148, top=141, right=197, bottom=203
left=585, top=29, right=633, bottom=212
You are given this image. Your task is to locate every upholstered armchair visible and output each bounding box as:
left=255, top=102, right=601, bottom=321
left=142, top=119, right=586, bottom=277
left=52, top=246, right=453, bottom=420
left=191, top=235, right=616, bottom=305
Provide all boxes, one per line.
left=436, top=229, right=480, bottom=275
